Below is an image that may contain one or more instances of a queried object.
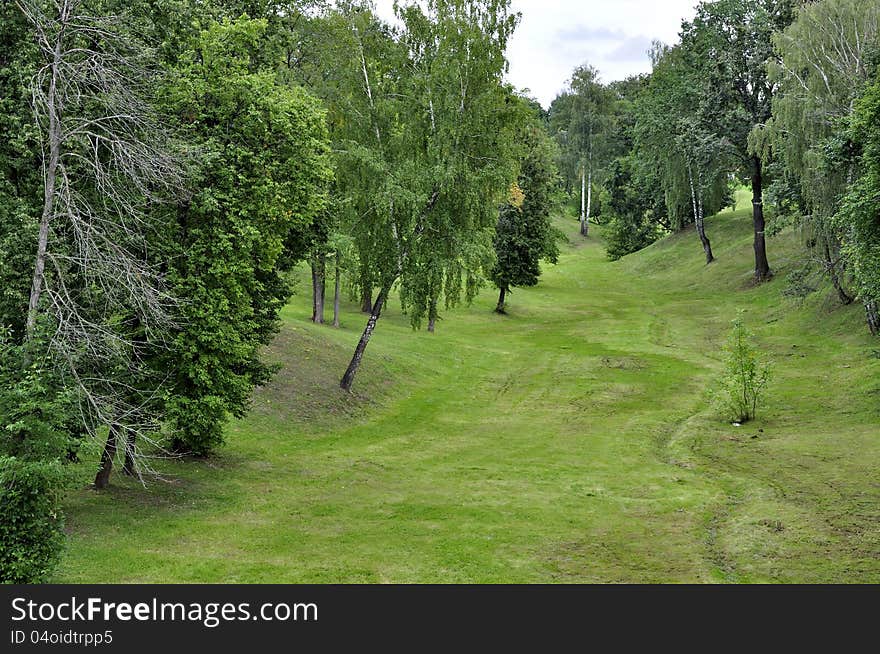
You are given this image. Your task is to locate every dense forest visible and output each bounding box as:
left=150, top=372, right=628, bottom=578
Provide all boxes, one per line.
left=1, top=0, right=878, bottom=583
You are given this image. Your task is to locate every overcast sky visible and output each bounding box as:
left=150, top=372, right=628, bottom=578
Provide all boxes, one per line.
left=373, top=0, right=700, bottom=108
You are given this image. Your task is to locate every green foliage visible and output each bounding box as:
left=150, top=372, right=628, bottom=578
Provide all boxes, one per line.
left=602, top=156, right=667, bottom=260
left=716, top=314, right=771, bottom=423
left=160, top=17, right=332, bottom=454
left=0, top=456, right=66, bottom=583
left=0, top=334, right=73, bottom=583
left=491, top=121, right=562, bottom=298
left=0, top=337, right=77, bottom=462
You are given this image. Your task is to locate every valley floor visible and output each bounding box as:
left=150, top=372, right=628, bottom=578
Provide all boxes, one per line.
left=56, top=198, right=880, bottom=583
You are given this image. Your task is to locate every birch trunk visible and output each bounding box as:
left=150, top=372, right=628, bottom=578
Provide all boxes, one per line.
left=866, top=300, right=880, bottom=336
left=341, top=285, right=389, bottom=391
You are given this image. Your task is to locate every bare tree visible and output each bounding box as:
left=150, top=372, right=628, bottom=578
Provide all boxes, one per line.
left=18, top=0, right=184, bottom=487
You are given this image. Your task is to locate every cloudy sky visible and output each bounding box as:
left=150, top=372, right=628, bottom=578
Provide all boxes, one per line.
left=373, top=0, right=700, bottom=108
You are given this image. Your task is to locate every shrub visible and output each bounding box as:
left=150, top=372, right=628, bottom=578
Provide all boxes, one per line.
left=0, top=457, right=66, bottom=583
left=717, top=313, right=771, bottom=423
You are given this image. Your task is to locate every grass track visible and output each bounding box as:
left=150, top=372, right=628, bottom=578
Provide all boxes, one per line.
left=56, top=194, right=880, bottom=583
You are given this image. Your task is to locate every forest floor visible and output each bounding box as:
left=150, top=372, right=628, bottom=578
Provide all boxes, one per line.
left=56, top=192, right=880, bottom=583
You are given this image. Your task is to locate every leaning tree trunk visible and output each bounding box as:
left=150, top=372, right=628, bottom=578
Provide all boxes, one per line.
left=495, top=286, right=508, bottom=314
left=580, top=168, right=586, bottom=237
left=752, top=157, right=771, bottom=281
left=822, top=237, right=853, bottom=305
left=332, top=259, right=341, bottom=328
left=866, top=300, right=880, bottom=336
left=688, top=165, right=714, bottom=264
left=94, top=424, right=119, bottom=489
left=341, top=285, right=389, bottom=391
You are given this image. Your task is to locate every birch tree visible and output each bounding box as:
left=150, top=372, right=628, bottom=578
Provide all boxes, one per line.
left=332, top=0, right=521, bottom=390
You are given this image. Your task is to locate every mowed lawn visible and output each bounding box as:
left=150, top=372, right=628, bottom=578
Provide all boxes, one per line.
left=55, top=195, right=880, bottom=583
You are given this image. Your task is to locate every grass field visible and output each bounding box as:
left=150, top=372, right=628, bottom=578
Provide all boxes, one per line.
left=55, top=193, right=880, bottom=583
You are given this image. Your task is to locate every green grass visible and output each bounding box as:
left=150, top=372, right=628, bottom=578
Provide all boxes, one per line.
left=54, top=192, right=880, bottom=583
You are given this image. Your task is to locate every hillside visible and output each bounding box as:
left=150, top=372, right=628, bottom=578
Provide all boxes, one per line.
left=55, top=196, right=880, bottom=583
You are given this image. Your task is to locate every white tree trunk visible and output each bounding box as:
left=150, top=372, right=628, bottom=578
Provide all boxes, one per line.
left=580, top=167, right=586, bottom=236
left=585, top=162, right=592, bottom=237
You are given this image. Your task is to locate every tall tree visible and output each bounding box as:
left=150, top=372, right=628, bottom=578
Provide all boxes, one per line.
left=682, top=0, right=796, bottom=280
left=492, top=119, right=561, bottom=313
left=335, top=0, right=522, bottom=390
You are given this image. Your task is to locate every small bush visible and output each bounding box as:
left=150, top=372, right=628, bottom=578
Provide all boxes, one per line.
left=717, top=313, right=771, bottom=423
left=0, top=457, right=66, bottom=583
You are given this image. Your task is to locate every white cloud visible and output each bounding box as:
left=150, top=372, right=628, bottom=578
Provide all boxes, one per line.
left=372, top=0, right=699, bottom=108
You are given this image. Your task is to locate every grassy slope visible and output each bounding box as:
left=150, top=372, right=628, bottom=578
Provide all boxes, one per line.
left=55, top=193, right=880, bottom=583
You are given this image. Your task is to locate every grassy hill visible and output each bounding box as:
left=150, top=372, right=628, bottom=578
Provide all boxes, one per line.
left=55, top=194, right=880, bottom=583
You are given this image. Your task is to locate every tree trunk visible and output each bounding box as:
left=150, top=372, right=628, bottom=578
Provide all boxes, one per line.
left=341, top=285, right=389, bottom=391
left=696, top=213, right=714, bottom=264
left=312, top=254, right=325, bottom=324
left=26, top=33, right=64, bottom=342
left=752, top=157, right=771, bottom=281
left=311, top=260, right=318, bottom=322
left=866, top=300, right=880, bottom=336
left=688, top=165, right=714, bottom=264
left=94, top=425, right=119, bottom=490
left=427, top=298, right=437, bottom=333
left=333, top=259, right=341, bottom=328
left=495, top=286, right=507, bottom=314
left=122, top=431, right=137, bottom=477
left=585, top=142, right=592, bottom=238
left=822, top=237, right=853, bottom=305
left=580, top=167, right=586, bottom=236
left=361, top=285, right=373, bottom=314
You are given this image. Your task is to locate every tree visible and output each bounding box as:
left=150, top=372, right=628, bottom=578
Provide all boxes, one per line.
left=160, top=17, right=332, bottom=454
left=549, top=64, right=614, bottom=237
left=602, top=155, right=666, bottom=261
left=837, top=66, right=880, bottom=335
left=492, top=120, right=561, bottom=313
left=335, top=0, right=522, bottom=390
left=763, top=0, right=880, bottom=330
left=681, top=0, right=796, bottom=280
left=16, top=0, right=186, bottom=487
left=633, top=43, right=731, bottom=264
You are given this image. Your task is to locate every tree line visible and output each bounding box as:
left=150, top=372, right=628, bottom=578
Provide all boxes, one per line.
left=0, top=0, right=560, bottom=582
left=548, top=0, right=880, bottom=335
